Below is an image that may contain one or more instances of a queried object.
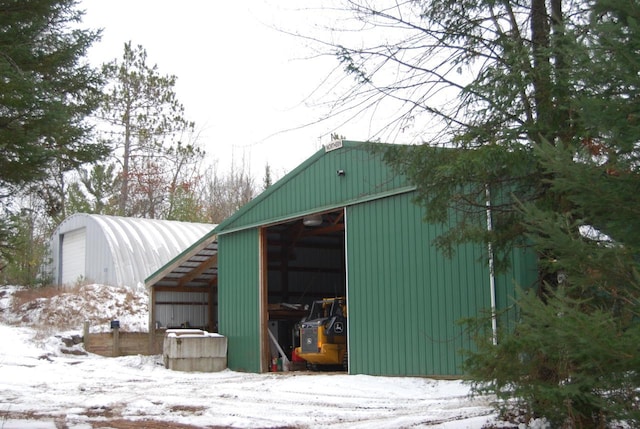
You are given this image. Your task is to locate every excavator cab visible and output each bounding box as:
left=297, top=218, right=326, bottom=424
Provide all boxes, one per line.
left=295, top=297, right=347, bottom=371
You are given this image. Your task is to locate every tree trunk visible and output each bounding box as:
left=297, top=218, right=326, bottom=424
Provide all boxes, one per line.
left=531, top=0, right=553, bottom=142
left=119, top=111, right=131, bottom=216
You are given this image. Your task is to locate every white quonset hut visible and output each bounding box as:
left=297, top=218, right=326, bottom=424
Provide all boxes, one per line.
left=47, top=213, right=215, bottom=288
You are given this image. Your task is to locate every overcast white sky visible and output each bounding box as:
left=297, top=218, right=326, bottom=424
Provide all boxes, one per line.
left=79, top=0, right=377, bottom=179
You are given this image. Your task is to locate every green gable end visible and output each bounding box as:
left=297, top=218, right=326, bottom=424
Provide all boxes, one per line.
left=214, top=141, right=414, bottom=235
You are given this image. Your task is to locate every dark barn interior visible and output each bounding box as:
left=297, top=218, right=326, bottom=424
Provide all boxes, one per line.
left=263, top=209, right=347, bottom=363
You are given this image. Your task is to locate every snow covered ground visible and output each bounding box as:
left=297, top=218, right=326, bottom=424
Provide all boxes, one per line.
left=0, top=285, right=528, bottom=428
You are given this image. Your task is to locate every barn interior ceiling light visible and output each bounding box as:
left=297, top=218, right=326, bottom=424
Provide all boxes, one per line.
left=303, top=214, right=323, bottom=227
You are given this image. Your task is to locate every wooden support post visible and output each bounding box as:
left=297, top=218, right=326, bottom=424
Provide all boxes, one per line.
left=83, top=321, right=90, bottom=351
left=112, top=326, right=120, bottom=357
left=149, top=286, right=156, bottom=354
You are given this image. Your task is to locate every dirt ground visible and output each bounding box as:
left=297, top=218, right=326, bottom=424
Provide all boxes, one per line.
left=92, top=419, right=293, bottom=429
left=2, top=411, right=298, bottom=429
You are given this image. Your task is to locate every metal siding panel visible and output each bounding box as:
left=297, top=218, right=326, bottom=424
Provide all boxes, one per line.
left=348, top=192, right=498, bottom=376
left=156, top=304, right=208, bottom=328
left=399, top=200, right=417, bottom=373
left=218, top=228, right=261, bottom=372
left=494, top=245, right=538, bottom=332
left=386, top=200, right=401, bottom=374
left=86, top=222, right=112, bottom=285
left=411, top=214, right=429, bottom=373
left=378, top=200, right=392, bottom=374
left=345, top=200, right=370, bottom=375
left=219, top=143, right=408, bottom=231
left=154, top=291, right=208, bottom=329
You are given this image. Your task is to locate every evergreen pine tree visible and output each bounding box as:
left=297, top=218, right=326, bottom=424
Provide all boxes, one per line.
left=464, top=0, right=640, bottom=425
left=0, top=0, right=106, bottom=268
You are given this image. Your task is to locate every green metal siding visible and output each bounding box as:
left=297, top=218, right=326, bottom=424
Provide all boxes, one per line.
left=216, top=142, right=411, bottom=233
left=218, top=228, right=261, bottom=372
left=347, top=192, right=492, bottom=376
left=494, top=245, right=539, bottom=331
left=214, top=141, right=539, bottom=376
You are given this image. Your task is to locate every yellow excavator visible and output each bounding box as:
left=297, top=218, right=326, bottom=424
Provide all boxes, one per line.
left=294, top=297, right=347, bottom=371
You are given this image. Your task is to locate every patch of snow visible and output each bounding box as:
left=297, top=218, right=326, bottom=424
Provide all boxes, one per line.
left=0, top=284, right=148, bottom=333
left=522, top=418, right=550, bottom=429
left=0, top=284, right=537, bottom=428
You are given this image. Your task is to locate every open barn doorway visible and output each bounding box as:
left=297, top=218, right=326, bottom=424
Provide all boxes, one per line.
left=261, top=209, right=347, bottom=372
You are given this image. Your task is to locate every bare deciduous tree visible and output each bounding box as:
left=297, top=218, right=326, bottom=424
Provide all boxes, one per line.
left=201, top=158, right=257, bottom=224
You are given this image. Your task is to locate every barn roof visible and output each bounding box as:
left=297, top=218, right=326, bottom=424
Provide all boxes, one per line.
left=214, top=140, right=414, bottom=235
left=144, top=141, right=413, bottom=292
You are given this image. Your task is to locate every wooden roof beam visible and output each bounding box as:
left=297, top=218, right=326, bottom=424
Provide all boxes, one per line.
left=177, top=253, right=218, bottom=288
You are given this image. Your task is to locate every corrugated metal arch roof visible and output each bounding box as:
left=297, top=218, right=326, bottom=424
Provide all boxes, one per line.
left=89, top=215, right=215, bottom=286
left=51, top=214, right=215, bottom=287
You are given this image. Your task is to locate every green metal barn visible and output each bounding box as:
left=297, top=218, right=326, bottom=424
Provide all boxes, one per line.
left=146, top=140, right=537, bottom=375
left=210, top=140, right=537, bottom=376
